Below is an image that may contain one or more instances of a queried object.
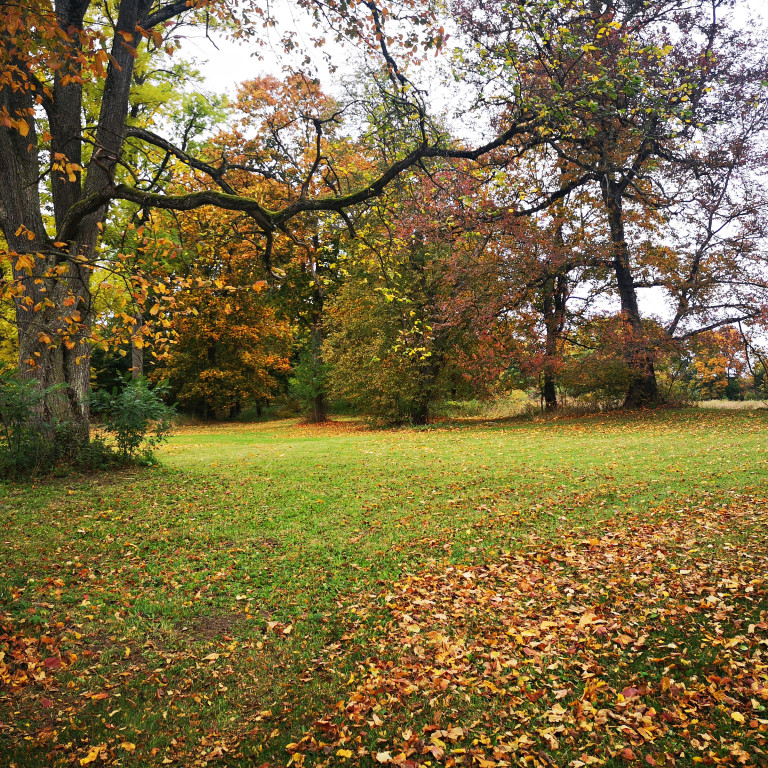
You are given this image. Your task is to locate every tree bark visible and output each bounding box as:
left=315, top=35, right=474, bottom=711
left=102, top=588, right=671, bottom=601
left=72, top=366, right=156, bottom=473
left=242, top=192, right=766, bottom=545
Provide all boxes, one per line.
left=309, top=325, right=327, bottom=424
left=307, top=241, right=327, bottom=423
left=0, top=49, right=90, bottom=439
left=0, top=0, right=151, bottom=446
left=602, top=181, right=660, bottom=408
left=541, top=270, right=567, bottom=413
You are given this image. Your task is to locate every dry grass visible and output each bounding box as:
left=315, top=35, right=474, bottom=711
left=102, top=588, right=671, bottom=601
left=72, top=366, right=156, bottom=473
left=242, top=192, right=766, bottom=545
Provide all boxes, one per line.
left=697, top=399, right=768, bottom=410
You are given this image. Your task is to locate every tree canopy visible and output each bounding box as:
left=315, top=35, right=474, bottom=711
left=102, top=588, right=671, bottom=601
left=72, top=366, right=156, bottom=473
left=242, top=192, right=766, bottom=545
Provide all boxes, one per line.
left=1, top=0, right=767, bottom=446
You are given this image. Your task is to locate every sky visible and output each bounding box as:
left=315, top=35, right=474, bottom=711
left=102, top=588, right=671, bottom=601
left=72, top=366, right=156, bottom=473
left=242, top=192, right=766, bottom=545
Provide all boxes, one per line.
left=179, top=2, right=357, bottom=97
left=184, top=0, right=765, bottom=98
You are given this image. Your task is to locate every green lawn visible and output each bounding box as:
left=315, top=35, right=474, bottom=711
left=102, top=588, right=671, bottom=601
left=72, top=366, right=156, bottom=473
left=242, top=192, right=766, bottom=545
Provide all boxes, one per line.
left=1, top=410, right=767, bottom=767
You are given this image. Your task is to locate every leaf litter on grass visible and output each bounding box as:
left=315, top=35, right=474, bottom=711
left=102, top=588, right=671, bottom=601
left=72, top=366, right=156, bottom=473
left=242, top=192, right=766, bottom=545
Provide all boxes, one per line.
left=4, top=411, right=768, bottom=767
left=287, top=495, right=768, bottom=768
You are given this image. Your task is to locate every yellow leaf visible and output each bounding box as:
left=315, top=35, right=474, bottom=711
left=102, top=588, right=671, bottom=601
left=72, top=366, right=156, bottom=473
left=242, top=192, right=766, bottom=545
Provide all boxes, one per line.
left=336, top=749, right=353, bottom=759
left=79, top=746, right=100, bottom=765
left=14, top=253, right=35, bottom=273
left=120, top=742, right=136, bottom=752
left=732, top=711, right=746, bottom=724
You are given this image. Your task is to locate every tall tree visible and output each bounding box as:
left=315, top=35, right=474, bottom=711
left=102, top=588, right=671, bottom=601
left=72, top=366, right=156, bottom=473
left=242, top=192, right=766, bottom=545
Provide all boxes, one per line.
left=1, top=0, right=587, bottom=447
left=453, top=0, right=768, bottom=406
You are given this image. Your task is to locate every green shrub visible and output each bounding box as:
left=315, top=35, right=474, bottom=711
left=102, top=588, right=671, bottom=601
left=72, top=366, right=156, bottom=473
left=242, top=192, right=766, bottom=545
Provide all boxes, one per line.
left=90, top=378, right=174, bottom=461
left=70, top=434, right=118, bottom=472
left=0, top=366, right=68, bottom=478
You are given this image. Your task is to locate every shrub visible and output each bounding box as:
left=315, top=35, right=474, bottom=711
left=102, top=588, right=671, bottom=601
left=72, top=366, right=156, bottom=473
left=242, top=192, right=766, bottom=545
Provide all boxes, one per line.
left=0, top=366, right=68, bottom=478
left=90, top=378, right=174, bottom=461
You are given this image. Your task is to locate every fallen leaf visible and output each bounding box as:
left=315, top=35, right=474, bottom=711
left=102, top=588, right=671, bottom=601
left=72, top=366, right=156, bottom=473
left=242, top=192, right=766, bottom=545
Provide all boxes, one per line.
left=79, top=746, right=101, bottom=766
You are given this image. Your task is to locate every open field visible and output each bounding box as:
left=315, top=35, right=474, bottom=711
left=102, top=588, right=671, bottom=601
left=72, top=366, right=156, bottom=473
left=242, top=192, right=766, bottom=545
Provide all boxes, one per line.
left=2, top=410, right=768, bottom=767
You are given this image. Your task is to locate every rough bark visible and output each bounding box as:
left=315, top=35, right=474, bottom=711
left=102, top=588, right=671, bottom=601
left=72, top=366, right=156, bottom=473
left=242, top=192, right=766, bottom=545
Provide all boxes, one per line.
left=307, top=239, right=328, bottom=423
left=0, top=0, right=151, bottom=445
left=541, top=268, right=567, bottom=413
left=602, top=181, right=660, bottom=408
left=0, top=47, right=89, bottom=436
left=308, top=321, right=327, bottom=423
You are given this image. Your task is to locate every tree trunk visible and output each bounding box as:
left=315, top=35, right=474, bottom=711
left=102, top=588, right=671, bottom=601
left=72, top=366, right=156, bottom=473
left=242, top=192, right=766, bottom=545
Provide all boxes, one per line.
left=542, top=375, right=558, bottom=412
left=130, top=315, right=144, bottom=379
left=0, top=0, right=150, bottom=448
left=308, top=321, right=327, bottom=423
left=307, top=245, right=328, bottom=423
left=0, top=53, right=90, bottom=441
left=541, top=269, right=567, bottom=413
left=603, top=182, right=660, bottom=408
left=311, top=391, right=327, bottom=424
left=412, top=401, right=430, bottom=425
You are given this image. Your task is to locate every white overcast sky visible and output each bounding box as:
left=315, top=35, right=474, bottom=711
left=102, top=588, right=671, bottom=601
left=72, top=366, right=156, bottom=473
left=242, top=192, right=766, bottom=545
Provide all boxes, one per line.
left=183, top=0, right=765, bottom=97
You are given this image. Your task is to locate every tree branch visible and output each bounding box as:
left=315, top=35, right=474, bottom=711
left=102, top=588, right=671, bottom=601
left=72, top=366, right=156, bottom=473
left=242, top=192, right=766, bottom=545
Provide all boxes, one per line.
left=676, top=313, right=762, bottom=340
left=125, top=125, right=239, bottom=195
left=142, top=0, right=194, bottom=29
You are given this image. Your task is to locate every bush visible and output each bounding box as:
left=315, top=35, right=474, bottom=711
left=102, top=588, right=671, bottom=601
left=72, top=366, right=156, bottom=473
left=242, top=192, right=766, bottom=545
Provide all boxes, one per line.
left=0, top=366, right=69, bottom=479
left=90, top=378, right=174, bottom=461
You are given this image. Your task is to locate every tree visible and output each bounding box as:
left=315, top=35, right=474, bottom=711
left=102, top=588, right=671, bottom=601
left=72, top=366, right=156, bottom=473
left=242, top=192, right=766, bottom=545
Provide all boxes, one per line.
left=324, top=166, right=511, bottom=423
left=4, top=0, right=624, bottom=450
left=437, top=155, right=613, bottom=411
left=453, top=0, right=768, bottom=406
left=680, top=326, right=751, bottom=401
left=161, top=288, right=292, bottom=418
left=151, top=203, right=293, bottom=417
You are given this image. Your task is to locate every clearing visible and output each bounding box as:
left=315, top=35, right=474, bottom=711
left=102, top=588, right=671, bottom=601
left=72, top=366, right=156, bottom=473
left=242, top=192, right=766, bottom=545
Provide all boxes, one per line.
left=1, top=410, right=767, bottom=767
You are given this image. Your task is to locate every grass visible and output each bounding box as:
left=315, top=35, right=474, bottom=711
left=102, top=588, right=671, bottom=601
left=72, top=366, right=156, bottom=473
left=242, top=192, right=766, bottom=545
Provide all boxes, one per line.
left=1, top=408, right=767, bottom=767
left=697, top=399, right=768, bottom=410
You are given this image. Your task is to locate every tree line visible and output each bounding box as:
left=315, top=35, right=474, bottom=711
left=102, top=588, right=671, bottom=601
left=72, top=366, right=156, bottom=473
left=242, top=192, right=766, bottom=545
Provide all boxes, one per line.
left=1, top=0, right=767, bottom=446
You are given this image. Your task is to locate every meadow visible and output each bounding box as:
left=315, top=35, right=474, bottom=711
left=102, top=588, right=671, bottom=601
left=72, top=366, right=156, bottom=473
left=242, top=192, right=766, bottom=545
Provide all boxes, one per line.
left=1, top=409, right=767, bottom=767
